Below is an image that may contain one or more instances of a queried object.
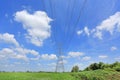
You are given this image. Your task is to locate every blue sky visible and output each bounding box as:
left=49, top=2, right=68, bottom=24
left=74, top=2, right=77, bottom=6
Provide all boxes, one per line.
left=0, top=0, right=120, bottom=72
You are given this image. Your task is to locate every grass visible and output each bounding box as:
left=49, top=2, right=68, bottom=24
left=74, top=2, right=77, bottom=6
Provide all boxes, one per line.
left=71, top=70, right=120, bottom=80
left=0, top=72, right=75, bottom=80
left=0, top=70, right=120, bottom=80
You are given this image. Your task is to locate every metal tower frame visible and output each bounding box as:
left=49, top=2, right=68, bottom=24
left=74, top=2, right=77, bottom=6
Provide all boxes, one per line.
left=55, top=46, right=64, bottom=72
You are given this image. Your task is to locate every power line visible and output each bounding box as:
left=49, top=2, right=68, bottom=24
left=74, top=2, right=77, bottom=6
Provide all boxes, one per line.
left=47, top=0, right=64, bottom=72
left=66, top=0, right=87, bottom=52
left=63, top=0, right=76, bottom=50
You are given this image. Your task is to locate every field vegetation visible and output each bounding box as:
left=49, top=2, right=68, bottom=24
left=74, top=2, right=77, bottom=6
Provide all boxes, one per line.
left=0, top=62, right=120, bottom=80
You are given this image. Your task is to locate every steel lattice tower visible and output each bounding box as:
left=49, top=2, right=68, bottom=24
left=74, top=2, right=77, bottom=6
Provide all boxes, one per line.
left=55, top=46, right=64, bottom=72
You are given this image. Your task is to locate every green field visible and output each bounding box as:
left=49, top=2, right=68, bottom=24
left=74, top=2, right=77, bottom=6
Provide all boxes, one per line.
left=0, top=70, right=120, bottom=80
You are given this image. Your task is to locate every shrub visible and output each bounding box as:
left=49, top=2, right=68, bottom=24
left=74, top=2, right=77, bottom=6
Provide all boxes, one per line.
left=71, top=65, right=79, bottom=72
left=115, top=68, right=120, bottom=72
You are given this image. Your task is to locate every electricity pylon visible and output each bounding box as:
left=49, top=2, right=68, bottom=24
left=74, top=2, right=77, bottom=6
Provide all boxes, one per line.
left=55, top=46, right=64, bottom=72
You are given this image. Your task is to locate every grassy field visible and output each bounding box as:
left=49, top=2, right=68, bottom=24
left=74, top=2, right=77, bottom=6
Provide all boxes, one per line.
left=0, top=70, right=120, bottom=80
left=71, top=70, right=120, bottom=80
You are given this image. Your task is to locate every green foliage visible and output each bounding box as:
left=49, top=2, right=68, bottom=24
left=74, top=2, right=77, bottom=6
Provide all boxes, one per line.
left=0, top=62, right=120, bottom=80
left=115, top=67, right=120, bottom=72
left=84, top=61, right=120, bottom=72
left=0, top=70, right=120, bottom=80
left=71, top=70, right=120, bottom=80
left=71, top=65, right=79, bottom=72
left=98, top=62, right=104, bottom=69
left=0, top=72, right=76, bottom=80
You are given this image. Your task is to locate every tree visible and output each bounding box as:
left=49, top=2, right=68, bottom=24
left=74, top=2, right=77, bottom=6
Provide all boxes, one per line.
left=98, top=62, right=105, bottom=69
left=84, top=62, right=120, bottom=71
left=89, top=63, right=99, bottom=70
left=85, top=62, right=105, bottom=71
left=71, top=65, right=79, bottom=72
left=115, top=67, right=120, bottom=72
left=112, top=61, right=119, bottom=67
left=84, top=67, right=91, bottom=71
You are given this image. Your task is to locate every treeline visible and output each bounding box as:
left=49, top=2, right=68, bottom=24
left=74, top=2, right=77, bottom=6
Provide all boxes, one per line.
left=0, top=71, right=54, bottom=73
left=71, top=61, right=120, bottom=72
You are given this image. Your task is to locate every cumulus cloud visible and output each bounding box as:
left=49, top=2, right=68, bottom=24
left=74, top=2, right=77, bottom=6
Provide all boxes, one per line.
left=0, top=46, right=58, bottom=61
left=82, top=56, right=91, bottom=61
left=0, top=33, right=57, bottom=61
left=14, top=54, right=28, bottom=61
left=14, top=47, right=39, bottom=56
left=47, top=63, right=56, bottom=66
left=111, top=46, right=117, bottom=51
left=77, top=27, right=90, bottom=36
left=73, top=63, right=84, bottom=69
left=0, top=33, right=19, bottom=46
left=41, top=54, right=57, bottom=60
left=68, top=51, right=84, bottom=57
left=94, top=31, right=102, bottom=39
left=0, top=48, right=38, bottom=61
left=77, top=12, right=120, bottom=39
left=94, top=12, right=120, bottom=39
left=14, top=10, right=52, bottom=46
left=84, top=27, right=90, bottom=36
left=99, top=55, right=108, bottom=59
left=58, top=60, right=68, bottom=64
left=77, top=30, right=83, bottom=35
left=0, top=48, right=14, bottom=59
left=0, top=32, right=40, bottom=61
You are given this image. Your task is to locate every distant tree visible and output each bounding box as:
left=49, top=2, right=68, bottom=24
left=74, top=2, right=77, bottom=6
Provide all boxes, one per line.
left=71, top=65, right=79, bottom=72
left=98, top=62, right=105, bottom=69
left=84, top=67, right=91, bottom=71
left=84, top=61, right=120, bottom=71
left=89, top=63, right=99, bottom=70
left=85, top=62, right=105, bottom=71
left=79, top=70, right=82, bottom=72
left=112, top=61, right=120, bottom=67
left=26, top=70, right=30, bottom=73
left=115, top=68, right=120, bottom=72
left=2, top=71, right=5, bottom=73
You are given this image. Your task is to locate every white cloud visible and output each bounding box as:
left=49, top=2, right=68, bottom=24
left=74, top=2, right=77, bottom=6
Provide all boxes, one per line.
left=14, top=55, right=28, bottom=61
left=115, top=57, right=120, bottom=61
left=0, top=48, right=16, bottom=60
left=41, top=54, right=57, bottom=60
left=94, top=31, right=103, bottom=39
left=68, top=51, right=84, bottom=57
left=30, top=56, right=40, bottom=61
left=15, top=47, right=39, bottom=56
left=94, top=12, right=120, bottom=39
left=14, top=10, right=52, bottom=46
left=77, top=12, right=120, bottom=39
left=99, top=55, right=108, bottom=59
left=73, top=63, right=84, bottom=69
left=0, top=47, right=40, bottom=61
left=58, top=60, right=68, bottom=64
left=84, top=27, right=90, bottom=36
left=47, top=63, right=56, bottom=66
left=82, top=56, right=91, bottom=61
left=111, top=46, right=117, bottom=51
left=77, top=30, right=83, bottom=35
left=0, top=55, right=5, bottom=59
left=0, top=33, right=19, bottom=46
left=0, top=32, right=40, bottom=61
left=77, top=27, right=90, bottom=36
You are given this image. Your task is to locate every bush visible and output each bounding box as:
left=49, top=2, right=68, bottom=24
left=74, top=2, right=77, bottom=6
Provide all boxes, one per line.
left=115, top=68, right=120, bottom=72
left=84, top=62, right=120, bottom=71
left=104, top=68, right=115, bottom=71
left=71, top=65, right=79, bottom=72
